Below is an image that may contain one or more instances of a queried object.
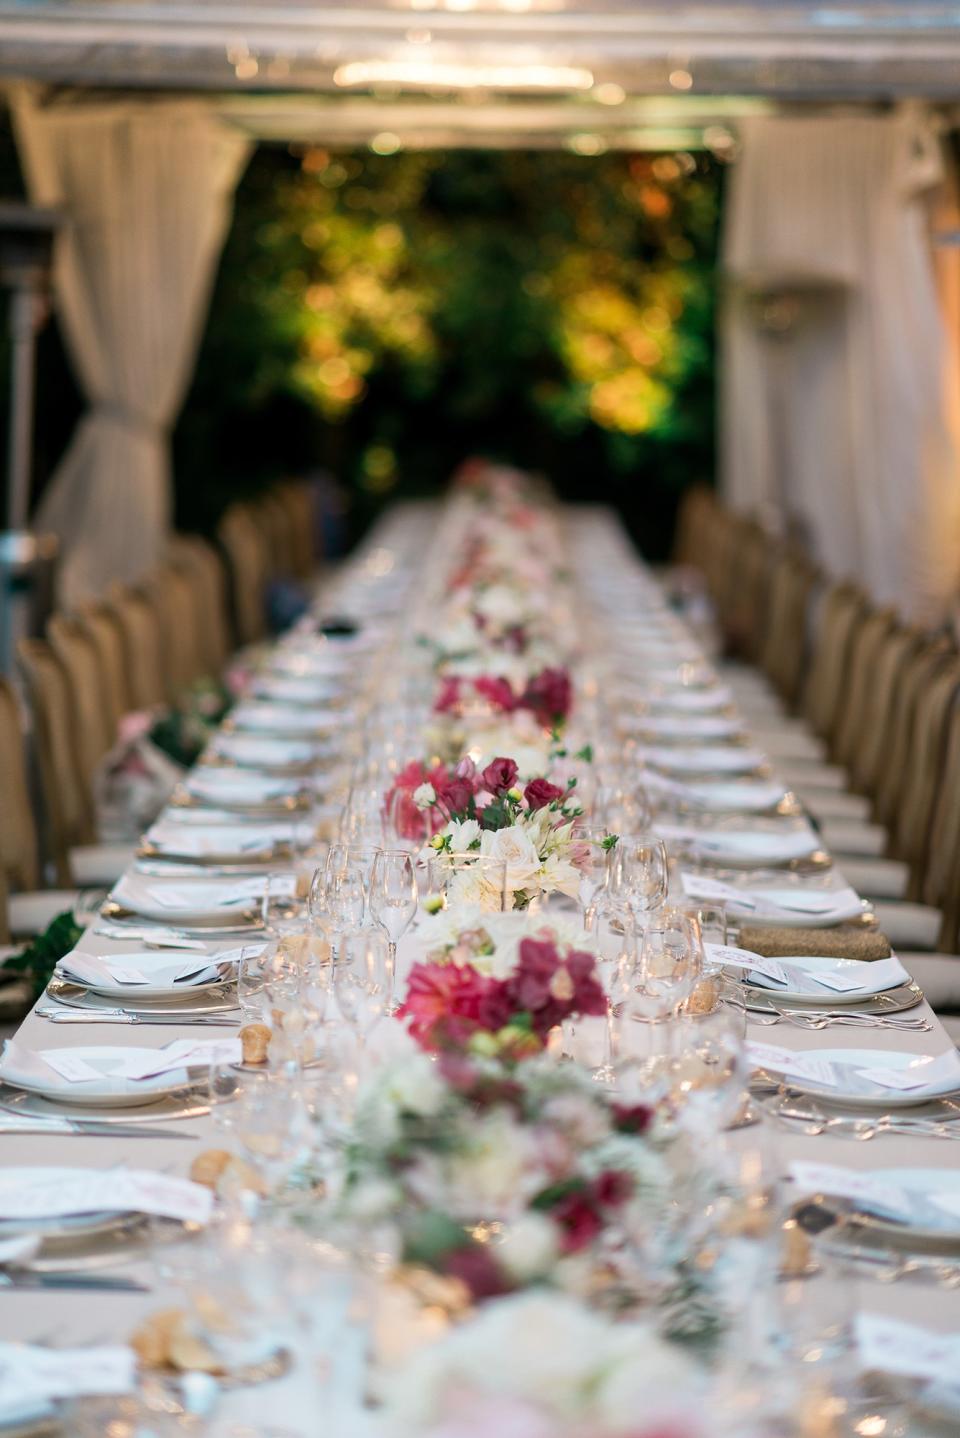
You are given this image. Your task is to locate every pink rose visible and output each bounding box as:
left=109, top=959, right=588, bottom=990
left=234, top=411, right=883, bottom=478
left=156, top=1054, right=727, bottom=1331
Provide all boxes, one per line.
left=474, top=675, right=517, bottom=713
left=521, top=667, right=572, bottom=727
left=523, top=778, right=564, bottom=811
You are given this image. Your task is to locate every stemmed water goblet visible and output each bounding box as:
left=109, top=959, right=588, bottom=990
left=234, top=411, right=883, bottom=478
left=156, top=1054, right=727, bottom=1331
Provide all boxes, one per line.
left=368, top=849, right=418, bottom=1004
left=610, top=835, right=669, bottom=933
left=573, top=823, right=615, bottom=933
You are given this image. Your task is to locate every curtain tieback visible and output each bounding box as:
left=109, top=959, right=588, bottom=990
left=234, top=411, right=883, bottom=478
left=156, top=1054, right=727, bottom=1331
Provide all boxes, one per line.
left=95, top=402, right=163, bottom=436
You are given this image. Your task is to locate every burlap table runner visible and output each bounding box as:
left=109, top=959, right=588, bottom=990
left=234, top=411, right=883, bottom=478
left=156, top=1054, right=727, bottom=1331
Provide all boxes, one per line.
left=737, top=925, right=892, bottom=961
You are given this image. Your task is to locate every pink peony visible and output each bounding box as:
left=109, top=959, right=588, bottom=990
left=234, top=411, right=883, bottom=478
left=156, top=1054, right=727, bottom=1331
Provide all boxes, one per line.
left=399, top=962, right=512, bottom=1050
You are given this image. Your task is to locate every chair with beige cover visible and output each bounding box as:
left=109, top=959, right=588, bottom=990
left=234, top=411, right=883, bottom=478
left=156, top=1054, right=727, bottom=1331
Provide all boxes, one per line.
left=165, top=535, right=231, bottom=680
left=17, top=640, right=132, bottom=892
left=671, top=484, right=719, bottom=572
left=756, top=547, right=820, bottom=712
left=138, top=563, right=208, bottom=702
left=73, top=600, right=132, bottom=742
left=217, top=502, right=270, bottom=647
left=846, top=654, right=960, bottom=946
left=106, top=583, right=168, bottom=711
left=275, top=480, right=318, bottom=581
left=46, top=613, right=116, bottom=784
left=0, top=673, right=79, bottom=937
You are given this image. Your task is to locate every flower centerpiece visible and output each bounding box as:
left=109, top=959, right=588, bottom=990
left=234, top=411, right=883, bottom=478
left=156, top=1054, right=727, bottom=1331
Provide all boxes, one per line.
left=399, top=925, right=607, bottom=1061
left=380, top=1291, right=703, bottom=1438
left=383, top=754, right=605, bottom=910
left=434, top=666, right=573, bottom=731
left=335, top=1044, right=669, bottom=1307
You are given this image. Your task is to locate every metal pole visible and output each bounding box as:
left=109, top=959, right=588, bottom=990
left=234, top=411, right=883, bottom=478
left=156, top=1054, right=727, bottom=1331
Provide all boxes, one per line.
left=6, top=285, right=39, bottom=531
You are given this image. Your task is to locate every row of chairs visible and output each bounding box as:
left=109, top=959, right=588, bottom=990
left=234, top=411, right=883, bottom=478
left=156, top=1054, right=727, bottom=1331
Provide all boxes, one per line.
left=674, top=486, right=960, bottom=1024
left=0, top=479, right=321, bottom=947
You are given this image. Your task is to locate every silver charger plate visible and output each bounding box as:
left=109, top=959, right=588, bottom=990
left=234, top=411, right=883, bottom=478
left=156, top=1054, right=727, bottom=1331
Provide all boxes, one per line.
left=0, top=1089, right=210, bottom=1124
left=0, top=1210, right=143, bottom=1244
left=46, top=976, right=239, bottom=1018
left=743, top=980, right=924, bottom=1017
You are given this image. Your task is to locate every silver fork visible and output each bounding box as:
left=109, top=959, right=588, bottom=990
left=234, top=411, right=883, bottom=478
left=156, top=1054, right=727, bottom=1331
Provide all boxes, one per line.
left=769, top=1006, right=931, bottom=1032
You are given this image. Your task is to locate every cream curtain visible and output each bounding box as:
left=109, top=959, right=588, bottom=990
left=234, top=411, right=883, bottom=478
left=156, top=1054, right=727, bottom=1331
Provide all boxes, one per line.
left=11, top=88, right=251, bottom=604
left=721, top=109, right=960, bottom=623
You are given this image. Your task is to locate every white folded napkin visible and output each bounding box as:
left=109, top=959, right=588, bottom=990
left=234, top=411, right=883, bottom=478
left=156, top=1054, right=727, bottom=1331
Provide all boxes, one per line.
left=57, top=950, right=224, bottom=991
left=252, top=676, right=340, bottom=704
left=637, top=686, right=734, bottom=713
left=737, top=953, right=908, bottom=996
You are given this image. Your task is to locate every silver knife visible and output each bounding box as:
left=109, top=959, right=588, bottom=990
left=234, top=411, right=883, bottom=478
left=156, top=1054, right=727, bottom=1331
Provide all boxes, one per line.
left=0, top=1120, right=197, bottom=1138
left=0, top=1272, right=149, bottom=1292
left=45, top=1011, right=237, bottom=1026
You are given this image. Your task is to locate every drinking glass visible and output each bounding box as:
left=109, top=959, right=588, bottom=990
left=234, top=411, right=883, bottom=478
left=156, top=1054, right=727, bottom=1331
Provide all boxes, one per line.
left=636, top=912, right=701, bottom=1025
left=369, top=849, right=418, bottom=992
left=261, top=872, right=306, bottom=937
left=333, top=964, right=387, bottom=1048
left=326, top=858, right=368, bottom=936
left=595, top=942, right=638, bottom=1085
left=572, top=823, right=614, bottom=932
left=617, top=835, right=669, bottom=928
left=669, top=1003, right=748, bottom=1136
left=237, top=944, right=270, bottom=1025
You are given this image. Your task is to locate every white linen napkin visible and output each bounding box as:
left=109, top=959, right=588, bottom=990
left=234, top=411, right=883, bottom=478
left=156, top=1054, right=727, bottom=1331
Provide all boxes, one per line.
left=641, top=745, right=766, bottom=775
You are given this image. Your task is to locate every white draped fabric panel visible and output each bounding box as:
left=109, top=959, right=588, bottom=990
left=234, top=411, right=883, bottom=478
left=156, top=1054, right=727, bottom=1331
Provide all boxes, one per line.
left=721, top=109, right=960, bottom=624
left=11, top=88, right=251, bottom=604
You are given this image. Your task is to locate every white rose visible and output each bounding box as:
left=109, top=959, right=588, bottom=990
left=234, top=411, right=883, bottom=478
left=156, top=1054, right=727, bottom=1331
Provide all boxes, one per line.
left=480, top=824, right=542, bottom=892
left=384, top=1055, right=446, bottom=1119
left=496, top=1212, right=559, bottom=1281
left=413, top=782, right=437, bottom=809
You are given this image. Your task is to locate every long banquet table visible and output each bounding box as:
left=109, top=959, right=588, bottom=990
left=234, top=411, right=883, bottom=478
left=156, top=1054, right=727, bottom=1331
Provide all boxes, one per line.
left=2, top=498, right=959, bottom=1435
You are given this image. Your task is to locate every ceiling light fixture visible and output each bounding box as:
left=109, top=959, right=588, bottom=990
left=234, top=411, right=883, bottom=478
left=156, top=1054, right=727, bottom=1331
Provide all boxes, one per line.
left=333, top=60, right=594, bottom=92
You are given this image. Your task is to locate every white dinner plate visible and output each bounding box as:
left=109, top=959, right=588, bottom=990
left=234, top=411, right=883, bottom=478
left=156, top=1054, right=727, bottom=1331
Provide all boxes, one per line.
left=642, top=745, right=766, bottom=775
left=799, top=1167, right=960, bottom=1244
left=229, top=703, right=344, bottom=736
left=762, top=1047, right=960, bottom=1109
left=737, top=954, right=909, bottom=1004
left=0, top=1046, right=194, bottom=1108
left=109, top=874, right=267, bottom=925
left=55, top=952, right=233, bottom=1001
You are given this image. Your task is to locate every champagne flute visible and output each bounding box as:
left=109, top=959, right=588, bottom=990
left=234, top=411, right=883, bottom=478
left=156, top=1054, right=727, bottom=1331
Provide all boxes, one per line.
left=369, top=849, right=418, bottom=1006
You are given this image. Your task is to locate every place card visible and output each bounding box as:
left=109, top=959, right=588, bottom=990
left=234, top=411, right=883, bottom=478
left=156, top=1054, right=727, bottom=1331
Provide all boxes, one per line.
left=789, top=1162, right=911, bottom=1219
left=118, top=1037, right=242, bottom=1081
left=0, top=1169, right=213, bottom=1225
left=682, top=875, right=755, bottom=908
left=38, top=1051, right=103, bottom=1084
left=0, top=1343, right=135, bottom=1407
left=856, top=1315, right=960, bottom=1382
left=746, top=1041, right=838, bottom=1088
left=815, top=956, right=906, bottom=992
left=704, top=942, right=788, bottom=987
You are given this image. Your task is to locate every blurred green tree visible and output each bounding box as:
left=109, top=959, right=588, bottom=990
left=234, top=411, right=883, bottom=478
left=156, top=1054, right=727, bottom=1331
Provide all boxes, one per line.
left=175, top=145, right=721, bottom=557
